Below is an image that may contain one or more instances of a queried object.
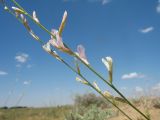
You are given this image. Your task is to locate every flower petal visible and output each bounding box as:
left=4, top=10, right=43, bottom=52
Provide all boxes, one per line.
left=12, top=6, right=25, bottom=14
left=102, top=56, right=113, bottom=84
left=59, top=11, right=67, bottom=36
left=33, top=11, right=40, bottom=23
left=93, top=81, right=101, bottom=92
left=77, top=45, right=89, bottom=65
left=102, top=58, right=109, bottom=71
left=76, top=77, right=88, bottom=85
left=102, top=56, right=113, bottom=72
left=42, top=42, right=61, bottom=61
left=42, top=42, right=51, bottom=53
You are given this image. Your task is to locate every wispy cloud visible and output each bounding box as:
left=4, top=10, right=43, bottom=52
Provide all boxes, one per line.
left=139, top=26, right=154, bottom=34
left=88, top=0, right=111, bottom=5
left=26, top=64, right=32, bottom=69
left=101, top=0, right=111, bottom=5
left=63, top=0, right=111, bottom=5
left=152, top=82, right=160, bottom=91
left=0, top=70, right=8, bottom=75
left=121, top=87, right=127, bottom=90
left=156, top=4, right=160, bottom=13
left=121, top=72, right=145, bottom=80
left=156, top=0, right=160, bottom=13
left=15, top=53, right=29, bottom=63
left=23, top=80, right=31, bottom=85
left=16, top=64, right=22, bottom=68
left=135, top=86, right=143, bottom=92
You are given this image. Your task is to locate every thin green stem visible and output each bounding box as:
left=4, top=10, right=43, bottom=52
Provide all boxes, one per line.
left=9, top=1, right=149, bottom=119
left=77, top=59, right=150, bottom=120
left=84, top=58, right=149, bottom=120
left=60, top=59, right=133, bottom=120
left=11, top=0, right=57, bottom=40
left=5, top=5, right=44, bottom=44
left=5, top=5, right=133, bottom=119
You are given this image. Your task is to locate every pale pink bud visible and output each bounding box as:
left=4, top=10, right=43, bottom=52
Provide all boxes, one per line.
left=76, top=45, right=89, bottom=65
left=49, top=29, right=72, bottom=54
left=33, top=11, right=40, bottom=23
left=59, top=11, right=67, bottom=36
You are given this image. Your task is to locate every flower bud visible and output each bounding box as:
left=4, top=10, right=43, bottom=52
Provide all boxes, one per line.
left=76, top=77, right=88, bottom=85
left=59, top=11, right=67, bottom=36
left=93, top=81, right=101, bottom=92
left=102, top=56, right=113, bottom=84
left=33, top=11, right=40, bottom=23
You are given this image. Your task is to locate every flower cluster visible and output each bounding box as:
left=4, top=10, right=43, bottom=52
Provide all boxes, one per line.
left=11, top=6, right=90, bottom=65
left=11, top=5, right=116, bottom=105
left=12, top=7, right=39, bottom=41
left=1, top=1, right=150, bottom=119
left=102, top=57, right=113, bottom=84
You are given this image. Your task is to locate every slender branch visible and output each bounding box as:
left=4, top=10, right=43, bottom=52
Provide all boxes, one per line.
left=3, top=5, right=133, bottom=118
left=6, top=1, right=150, bottom=119
left=60, top=59, right=133, bottom=120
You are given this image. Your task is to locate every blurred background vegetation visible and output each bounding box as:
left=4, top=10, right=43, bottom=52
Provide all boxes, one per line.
left=0, top=93, right=160, bottom=120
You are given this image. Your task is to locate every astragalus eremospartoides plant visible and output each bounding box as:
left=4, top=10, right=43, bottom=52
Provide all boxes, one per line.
left=0, top=0, right=150, bottom=120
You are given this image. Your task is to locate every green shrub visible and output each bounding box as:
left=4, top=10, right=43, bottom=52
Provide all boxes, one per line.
left=65, top=105, right=115, bottom=120
left=74, top=93, right=111, bottom=108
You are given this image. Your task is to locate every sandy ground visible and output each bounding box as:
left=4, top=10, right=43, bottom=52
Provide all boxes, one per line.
left=109, top=106, right=160, bottom=120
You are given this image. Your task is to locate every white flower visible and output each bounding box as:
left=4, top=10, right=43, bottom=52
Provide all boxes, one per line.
left=42, top=42, right=51, bottom=52
left=12, top=6, right=25, bottom=14
left=49, top=29, right=73, bottom=55
left=76, top=45, right=89, bottom=65
left=102, top=57, right=113, bottom=72
left=76, top=77, right=88, bottom=85
left=4, top=6, right=8, bottom=11
left=42, top=42, right=61, bottom=61
left=33, top=11, right=40, bottom=23
left=62, top=11, right=67, bottom=23
left=59, top=11, right=67, bottom=36
left=102, top=56, right=113, bottom=84
left=93, top=81, right=101, bottom=92
left=20, top=14, right=31, bottom=31
left=103, top=91, right=113, bottom=98
left=29, top=31, right=39, bottom=40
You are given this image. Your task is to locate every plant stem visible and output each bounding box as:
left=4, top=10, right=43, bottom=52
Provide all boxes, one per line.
left=9, top=1, right=150, bottom=119
left=5, top=4, right=130, bottom=118
left=60, top=59, right=133, bottom=120
left=77, top=61, right=150, bottom=120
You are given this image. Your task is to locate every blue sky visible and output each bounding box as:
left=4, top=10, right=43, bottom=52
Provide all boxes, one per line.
left=0, top=0, right=160, bottom=107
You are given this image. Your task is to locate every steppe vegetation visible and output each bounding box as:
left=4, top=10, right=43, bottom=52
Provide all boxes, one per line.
left=0, top=93, right=160, bottom=120
left=0, top=0, right=159, bottom=120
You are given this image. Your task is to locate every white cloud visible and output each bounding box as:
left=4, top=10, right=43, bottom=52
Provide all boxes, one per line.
left=23, top=80, right=31, bottom=85
left=121, top=72, right=145, bottom=80
left=63, top=0, right=111, bottom=5
left=26, top=64, right=32, bottom=68
left=156, top=0, right=160, bottom=13
left=152, top=82, right=160, bottom=91
left=89, top=0, right=111, bottom=5
left=139, top=26, right=154, bottom=34
left=16, top=64, right=22, bottom=68
left=135, top=86, right=143, bottom=92
left=156, top=4, right=160, bottom=13
left=15, top=53, right=29, bottom=63
left=0, top=70, right=8, bottom=75
left=101, top=0, right=111, bottom=5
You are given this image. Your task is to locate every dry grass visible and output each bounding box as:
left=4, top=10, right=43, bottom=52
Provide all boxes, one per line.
left=0, top=106, right=71, bottom=120
left=0, top=97, right=160, bottom=120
